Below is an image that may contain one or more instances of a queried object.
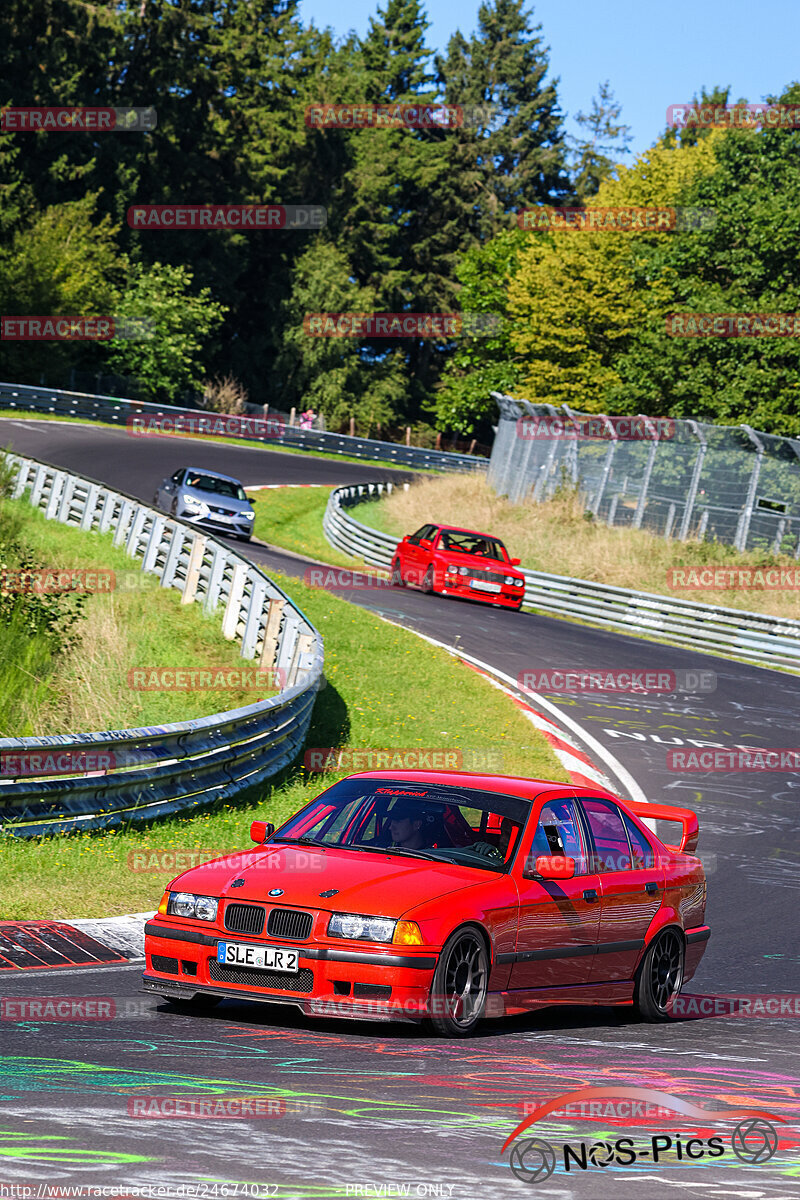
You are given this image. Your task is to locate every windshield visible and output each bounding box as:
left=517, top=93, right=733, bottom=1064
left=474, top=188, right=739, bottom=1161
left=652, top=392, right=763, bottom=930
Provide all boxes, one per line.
left=185, top=473, right=247, bottom=501
left=437, top=530, right=508, bottom=561
left=271, top=778, right=530, bottom=871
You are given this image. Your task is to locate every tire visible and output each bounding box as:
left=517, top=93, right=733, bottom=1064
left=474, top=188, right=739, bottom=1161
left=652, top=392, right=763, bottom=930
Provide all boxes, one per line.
left=634, top=927, right=684, bottom=1021
left=425, top=925, right=489, bottom=1037
left=390, top=558, right=404, bottom=587
left=237, top=534, right=252, bottom=543
left=152, top=493, right=161, bottom=509
left=421, top=566, right=435, bottom=595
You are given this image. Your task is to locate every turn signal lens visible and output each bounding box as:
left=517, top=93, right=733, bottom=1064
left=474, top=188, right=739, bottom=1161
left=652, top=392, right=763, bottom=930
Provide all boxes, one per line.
left=157, top=890, right=170, bottom=915
left=393, top=920, right=424, bottom=946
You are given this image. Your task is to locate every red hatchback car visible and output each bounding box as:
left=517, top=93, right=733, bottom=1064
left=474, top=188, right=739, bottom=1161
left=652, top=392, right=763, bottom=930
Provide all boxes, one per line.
left=391, top=525, right=526, bottom=609
left=142, top=771, right=710, bottom=1036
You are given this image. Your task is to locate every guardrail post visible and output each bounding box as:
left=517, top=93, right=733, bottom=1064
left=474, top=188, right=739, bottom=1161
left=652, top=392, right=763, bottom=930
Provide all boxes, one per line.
left=222, top=563, right=248, bottom=639
left=142, top=514, right=166, bottom=572
left=287, top=631, right=314, bottom=687
left=259, top=596, right=286, bottom=669
left=80, top=483, right=100, bottom=529
left=56, top=476, right=77, bottom=523
left=113, top=500, right=135, bottom=547
left=204, top=544, right=227, bottom=611
left=161, top=525, right=186, bottom=588
left=44, top=471, right=65, bottom=520
left=678, top=421, right=707, bottom=540
left=98, top=491, right=117, bottom=532
left=241, top=577, right=267, bottom=657
left=633, top=416, right=660, bottom=529
left=181, top=535, right=208, bottom=604
left=126, top=507, right=149, bottom=556
left=734, top=426, right=765, bottom=552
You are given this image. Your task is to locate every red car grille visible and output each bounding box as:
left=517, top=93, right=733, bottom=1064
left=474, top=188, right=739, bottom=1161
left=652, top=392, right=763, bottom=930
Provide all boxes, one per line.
left=224, top=903, right=265, bottom=935
left=463, top=568, right=505, bottom=584
left=209, top=959, right=314, bottom=992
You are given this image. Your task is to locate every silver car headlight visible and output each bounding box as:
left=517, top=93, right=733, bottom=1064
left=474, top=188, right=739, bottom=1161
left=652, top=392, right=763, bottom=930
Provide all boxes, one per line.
left=446, top=563, right=459, bottom=573
left=458, top=566, right=470, bottom=576
left=241, top=509, right=255, bottom=521
left=181, top=494, right=208, bottom=514
left=167, top=892, right=218, bottom=921
left=504, top=576, right=515, bottom=585
left=513, top=578, right=525, bottom=587
left=328, top=913, right=396, bottom=942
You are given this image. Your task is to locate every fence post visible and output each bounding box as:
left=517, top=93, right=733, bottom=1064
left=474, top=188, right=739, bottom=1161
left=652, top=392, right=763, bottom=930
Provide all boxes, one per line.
left=591, top=416, right=618, bottom=516
left=633, top=416, right=660, bottom=529
left=679, top=421, right=708, bottom=540
left=562, top=405, right=580, bottom=486
left=734, top=426, right=765, bottom=552
left=533, top=405, right=562, bottom=502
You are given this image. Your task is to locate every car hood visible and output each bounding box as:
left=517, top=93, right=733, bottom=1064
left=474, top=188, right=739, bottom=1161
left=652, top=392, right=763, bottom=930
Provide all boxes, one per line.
left=188, top=489, right=249, bottom=509
left=434, top=548, right=518, bottom=572
left=169, top=844, right=494, bottom=919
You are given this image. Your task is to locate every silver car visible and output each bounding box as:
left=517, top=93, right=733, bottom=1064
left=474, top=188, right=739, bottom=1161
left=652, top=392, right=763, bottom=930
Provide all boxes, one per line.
left=153, top=467, right=256, bottom=542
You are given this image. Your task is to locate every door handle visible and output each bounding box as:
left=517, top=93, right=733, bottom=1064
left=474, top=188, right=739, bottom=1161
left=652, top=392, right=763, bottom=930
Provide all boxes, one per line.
left=645, top=881, right=659, bottom=895
left=583, top=888, right=598, bottom=902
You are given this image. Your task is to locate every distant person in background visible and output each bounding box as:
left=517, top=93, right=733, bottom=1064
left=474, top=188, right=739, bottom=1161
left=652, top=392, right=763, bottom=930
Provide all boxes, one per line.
left=299, top=409, right=315, bottom=430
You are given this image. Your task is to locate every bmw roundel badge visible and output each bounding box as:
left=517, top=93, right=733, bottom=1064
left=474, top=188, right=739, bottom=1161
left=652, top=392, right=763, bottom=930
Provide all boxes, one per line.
left=268, top=888, right=284, bottom=897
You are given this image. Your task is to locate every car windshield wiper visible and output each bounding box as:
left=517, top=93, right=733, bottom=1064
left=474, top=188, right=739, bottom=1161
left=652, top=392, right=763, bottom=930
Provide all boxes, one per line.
left=374, top=846, right=444, bottom=862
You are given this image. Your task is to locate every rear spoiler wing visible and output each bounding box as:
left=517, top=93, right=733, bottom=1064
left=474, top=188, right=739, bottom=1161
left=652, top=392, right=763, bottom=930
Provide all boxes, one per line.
left=627, top=801, right=699, bottom=854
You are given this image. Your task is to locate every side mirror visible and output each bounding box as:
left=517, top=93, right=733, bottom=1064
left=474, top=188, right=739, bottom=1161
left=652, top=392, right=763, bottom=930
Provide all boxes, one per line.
left=248, top=496, right=257, bottom=503
left=523, top=854, right=575, bottom=880
left=510, top=558, right=521, bottom=566
left=251, top=820, right=275, bottom=844
left=419, top=539, right=433, bottom=549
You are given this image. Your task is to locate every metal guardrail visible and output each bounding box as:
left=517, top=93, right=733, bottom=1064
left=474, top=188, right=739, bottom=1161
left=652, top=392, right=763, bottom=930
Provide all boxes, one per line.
left=1, top=454, right=324, bottom=838
left=324, top=483, right=800, bottom=673
left=0, top=380, right=485, bottom=473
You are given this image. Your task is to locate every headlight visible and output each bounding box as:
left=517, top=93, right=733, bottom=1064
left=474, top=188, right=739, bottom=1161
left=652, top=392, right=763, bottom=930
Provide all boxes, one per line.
left=181, top=494, right=208, bottom=514
left=504, top=576, right=515, bottom=586
left=458, top=566, right=469, bottom=576
left=446, top=563, right=459, bottom=573
left=241, top=509, right=255, bottom=520
left=167, top=892, right=218, bottom=922
left=328, top=912, right=396, bottom=942
left=514, top=578, right=525, bottom=587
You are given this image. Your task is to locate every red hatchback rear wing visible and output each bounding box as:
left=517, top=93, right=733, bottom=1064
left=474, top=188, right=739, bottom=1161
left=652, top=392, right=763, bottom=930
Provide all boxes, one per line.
left=626, top=800, right=699, bottom=854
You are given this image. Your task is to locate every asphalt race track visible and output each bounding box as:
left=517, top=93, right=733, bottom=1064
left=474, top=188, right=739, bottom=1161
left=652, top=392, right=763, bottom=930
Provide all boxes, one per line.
left=2, top=420, right=799, bottom=1199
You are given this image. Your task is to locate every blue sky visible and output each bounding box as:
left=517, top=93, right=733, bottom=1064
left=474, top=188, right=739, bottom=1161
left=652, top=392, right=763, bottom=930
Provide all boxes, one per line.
left=297, top=0, right=799, bottom=158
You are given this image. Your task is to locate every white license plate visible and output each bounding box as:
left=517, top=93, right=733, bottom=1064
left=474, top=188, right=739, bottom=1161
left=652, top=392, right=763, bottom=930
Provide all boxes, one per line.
left=217, top=942, right=300, bottom=972
left=469, top=580, right=501, bottom=593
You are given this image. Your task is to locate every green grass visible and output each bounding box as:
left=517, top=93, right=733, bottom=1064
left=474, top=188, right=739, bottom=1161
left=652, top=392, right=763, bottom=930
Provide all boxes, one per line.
left=0, top=495, right=281, bottom=735
left=248, top=486, right=365, bottom=568
left=0, top=568, right=567, bottom=919
left=0, top=410, right=440, bottom=473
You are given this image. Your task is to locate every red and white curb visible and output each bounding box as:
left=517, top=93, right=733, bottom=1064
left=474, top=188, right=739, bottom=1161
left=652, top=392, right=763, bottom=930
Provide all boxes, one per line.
left=0, top=913, right=151, bottom=970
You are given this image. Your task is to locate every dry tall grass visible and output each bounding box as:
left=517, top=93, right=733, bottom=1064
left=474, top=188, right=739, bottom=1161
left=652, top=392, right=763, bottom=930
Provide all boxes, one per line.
left=367, top=474, right=800, bottom=620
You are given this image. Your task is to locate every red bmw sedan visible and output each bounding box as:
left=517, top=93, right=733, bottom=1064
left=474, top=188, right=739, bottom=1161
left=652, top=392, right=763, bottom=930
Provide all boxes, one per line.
left=142, top=771, right=710, bottom=1036
left=390, top=525, right=526, bottom=609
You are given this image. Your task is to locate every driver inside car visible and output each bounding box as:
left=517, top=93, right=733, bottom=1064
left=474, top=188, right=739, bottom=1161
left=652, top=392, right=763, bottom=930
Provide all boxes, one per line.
left=386, top=802, right=427, bottom=850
